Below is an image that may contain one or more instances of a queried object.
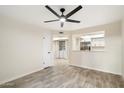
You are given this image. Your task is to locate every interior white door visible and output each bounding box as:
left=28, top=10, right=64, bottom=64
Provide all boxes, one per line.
left=42, top=32, right=53, bottom=68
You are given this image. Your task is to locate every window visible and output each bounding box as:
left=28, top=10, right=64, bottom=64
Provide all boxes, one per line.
left=59, top=41, right=65, bottom=51
left=72, top=31, right=105, bottom=51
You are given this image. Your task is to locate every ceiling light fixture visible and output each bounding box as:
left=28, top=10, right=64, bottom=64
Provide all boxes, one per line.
left=60, top=17, right=66, bottom=22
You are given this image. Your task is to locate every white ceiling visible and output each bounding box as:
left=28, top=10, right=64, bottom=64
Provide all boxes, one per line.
left=0, top=5, right=124, bottom=31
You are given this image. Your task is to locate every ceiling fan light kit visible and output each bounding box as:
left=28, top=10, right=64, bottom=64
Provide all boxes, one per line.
left=44, top=5, right=82, bottom=27
left=60, top=17, right=66, bottom=22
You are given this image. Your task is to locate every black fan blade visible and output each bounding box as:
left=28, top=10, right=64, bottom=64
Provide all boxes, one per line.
left=44, top=19, right=59, bottom=23
left=66, top=19, right=80, bottom=23
left=45, top=5, right=60, bottom=18
left=66, top=5, right=82, bottom=18
left=60, top=22, right=64, bottom=27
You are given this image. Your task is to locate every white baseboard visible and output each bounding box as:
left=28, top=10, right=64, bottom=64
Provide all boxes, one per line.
left=69, top=63, right=121, bottom=76
left=0, top=68, right=43, bottom=85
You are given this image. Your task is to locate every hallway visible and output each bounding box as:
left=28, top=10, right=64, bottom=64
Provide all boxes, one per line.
left=54, top=59, right=69, bottom=66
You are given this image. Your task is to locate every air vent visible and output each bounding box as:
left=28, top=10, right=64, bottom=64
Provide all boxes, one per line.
left=59, top=32, right=64, bottom=34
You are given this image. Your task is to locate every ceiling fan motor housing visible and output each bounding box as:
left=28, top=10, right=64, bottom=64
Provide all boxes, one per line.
left=60, top=8, right=65, bottom=13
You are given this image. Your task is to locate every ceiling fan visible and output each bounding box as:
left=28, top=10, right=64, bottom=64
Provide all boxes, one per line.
left=44, top=5, right=83, bottom=27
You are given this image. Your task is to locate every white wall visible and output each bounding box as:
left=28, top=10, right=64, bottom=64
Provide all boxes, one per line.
left=122, top=19, right=124, bottom=77
left=70, top=21, right=122, bottom=75
left=0, top=15, right=51, bottom=84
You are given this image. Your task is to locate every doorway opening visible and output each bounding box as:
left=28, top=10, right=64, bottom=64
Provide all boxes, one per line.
left=52, top=35, right=69, bottom=66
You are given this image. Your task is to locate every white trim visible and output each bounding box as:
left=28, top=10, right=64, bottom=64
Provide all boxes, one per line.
left=69, top=63, right=122, bottom=75
left=0, top=68, right=43, bottom=85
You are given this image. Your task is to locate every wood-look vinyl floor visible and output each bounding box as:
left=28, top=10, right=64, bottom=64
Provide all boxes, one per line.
left=0, top=65, right=124, bottom=88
